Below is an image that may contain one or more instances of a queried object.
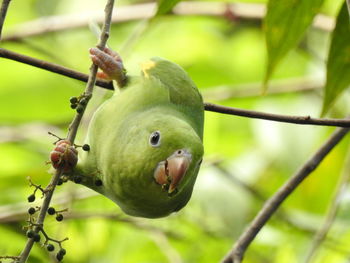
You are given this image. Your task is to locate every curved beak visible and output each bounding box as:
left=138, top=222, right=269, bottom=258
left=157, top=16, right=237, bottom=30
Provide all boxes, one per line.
left=154, top=149, right=192, bottom=195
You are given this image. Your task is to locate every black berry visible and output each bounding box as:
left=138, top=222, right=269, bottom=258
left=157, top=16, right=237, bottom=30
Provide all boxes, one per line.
left=33, top=233, right=41, bottom=242
left=94, top=179, right=103, bottom=186
left=58, top=248, right=66, bottom=256
left=26, top=230, right=35, bottom=238
left=80, top=98, right=87, bottom=105
left=27, top=194, right=35, bottom=203
left=47, top=244, right=55, bottom=252
left=69, top=97, right=78, bottom=104
left=73, top=176, right=82, bottom=184
left=57, top=178, right=63, bottom=185
left=47, top=207, right=56, bottom=215
left=56, top=253, right=63, bottom=261
left=56, top=214, right=64, bottom=222
left=82, top=144, right=90, bottom=151
left=76, top=105, right=84, bottom=114
left=70, top=103, right=78, bottom=109
left=28, top=207, right=36, bottom=215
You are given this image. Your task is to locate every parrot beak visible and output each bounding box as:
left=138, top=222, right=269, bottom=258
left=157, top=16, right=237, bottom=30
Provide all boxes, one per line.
left=154, top=149, right=192, bottom=195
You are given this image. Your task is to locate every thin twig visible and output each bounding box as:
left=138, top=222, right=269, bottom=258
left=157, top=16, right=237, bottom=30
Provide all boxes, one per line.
left=204, top=103, right=350, bottom=128
left=16, top=1, right=115, bottom=262
left=346, top=0, right=350, bottom=17
left=221, top=126, right=349, bottom=263
left=304, top=148, right=350, bottom=263
left=0, top=0, right=11, bottom=40
left=0, top=48, right=114, bottom=90
left=1, top=2, right=335, bottom=42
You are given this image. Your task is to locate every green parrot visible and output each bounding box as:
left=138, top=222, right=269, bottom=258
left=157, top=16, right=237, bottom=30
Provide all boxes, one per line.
left=71, top=47, right=204, bottom=218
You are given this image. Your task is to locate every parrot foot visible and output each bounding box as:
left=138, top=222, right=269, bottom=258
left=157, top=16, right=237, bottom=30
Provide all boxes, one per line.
left=89, top=47, right=127, bottom=88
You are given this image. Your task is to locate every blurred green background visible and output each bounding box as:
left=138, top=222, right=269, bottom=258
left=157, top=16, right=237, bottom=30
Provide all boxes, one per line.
left=0, top=0, right=349, bottom=262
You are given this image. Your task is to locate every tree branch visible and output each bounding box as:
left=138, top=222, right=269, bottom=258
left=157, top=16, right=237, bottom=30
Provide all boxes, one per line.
left=0, top=48, right=114, bottom=90
left=204, top=103, right=350, bottom=127
left=221, top=126, right=349, bottom=263
left=2, top=46, right=349, bottom=128
left=0, top=0, right=11, bottom=40
left=17, top=0, right=115, bottom=262
left=1, top=2, right=335, bottom=42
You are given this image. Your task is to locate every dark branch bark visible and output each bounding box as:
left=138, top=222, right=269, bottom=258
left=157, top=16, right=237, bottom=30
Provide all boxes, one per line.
left=221, top=127, right=349, bottom=263
left=204, top=103, right=350, bottom=127
left=17, top=1, right=115, bottom=262
left=2, top=46, right=349, bottom=128
left=0, top=48, right=114, bottom=90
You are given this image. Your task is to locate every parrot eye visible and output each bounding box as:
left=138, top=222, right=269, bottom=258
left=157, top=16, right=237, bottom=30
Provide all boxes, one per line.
left=149, top=131, right=161, bottom=147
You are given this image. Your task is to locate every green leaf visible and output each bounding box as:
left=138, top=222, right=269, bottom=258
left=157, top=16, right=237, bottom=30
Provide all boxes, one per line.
left=321, top=3, right=350, bottom=116
left=155, top=0, right=181, bottom=16
left=263, top=0, right=325, bottom=91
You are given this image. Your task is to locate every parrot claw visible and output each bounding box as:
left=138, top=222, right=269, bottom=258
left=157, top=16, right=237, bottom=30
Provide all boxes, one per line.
left=89, top=47, right=127, bottom=88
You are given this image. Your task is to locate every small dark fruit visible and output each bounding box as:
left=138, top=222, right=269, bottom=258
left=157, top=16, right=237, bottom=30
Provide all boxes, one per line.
left=56, top=253, right=63, bottom=261
left=33, top=233, right=41, bottom=242
left=57, top=178, right=64, bottom=185
left=47, top=207, right=56, bottom=215
left=28, top=207, right=36, bottom=215
left=73, top=176, right=82, bottom=184
left=94, top=179, right=103, bottom=187
left=58, top=248, right=66, bottom=256
left=27, top=194, right=35, bottom=203
left=47, top=244, right=55, bottom=252
left=82, top=144, right=90, bottom=151
left=56, top=214, right=64, bottom=222
left=70, top=103, right=78, bottom=109
left=26, top=230, right=35, bottom=238
left=76, top=105, right=84, bottom=114
left=69, top=97, right=78, bottom=104
left=80, top=98, right=88, bottom=105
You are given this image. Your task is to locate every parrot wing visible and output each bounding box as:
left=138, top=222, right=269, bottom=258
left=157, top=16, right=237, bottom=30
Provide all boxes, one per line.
left=140, top=57, right=204, bottom=138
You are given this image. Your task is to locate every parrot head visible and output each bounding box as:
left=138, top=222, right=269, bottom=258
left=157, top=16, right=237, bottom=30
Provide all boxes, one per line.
left=87, top=108, right=203, bottom=218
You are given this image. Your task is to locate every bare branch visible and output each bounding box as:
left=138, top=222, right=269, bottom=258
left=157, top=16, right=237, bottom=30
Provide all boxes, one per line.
left=304, top=149, right=350, bottom=263
left=0, top=0, right=11, bottom=40
left=0, top=48, right=114, bottom=90
left=2, top=46, right=349, bottom=128
left=1, top=2, right=335, bottom=42
left=204, top=103, right=350, bottom=128
left=221, top=126, right=349, bottom=263
left=17, top=0, right=115, bottom=262
left=2, top=45, right=349, bottom=128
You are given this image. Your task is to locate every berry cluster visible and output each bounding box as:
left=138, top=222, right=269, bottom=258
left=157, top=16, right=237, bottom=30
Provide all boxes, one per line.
left=69, top=96, right=88, bottom=114
left=25, top=202, right=68, bottom=262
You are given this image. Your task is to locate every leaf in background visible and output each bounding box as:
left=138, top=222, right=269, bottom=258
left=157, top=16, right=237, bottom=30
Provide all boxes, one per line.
left=321, top=3, right=350, bottom=116
left=155, top=0, right=181, bottom=16
left=263, top=0, right=325, bottom=91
